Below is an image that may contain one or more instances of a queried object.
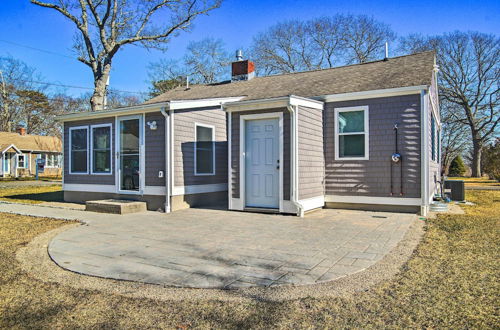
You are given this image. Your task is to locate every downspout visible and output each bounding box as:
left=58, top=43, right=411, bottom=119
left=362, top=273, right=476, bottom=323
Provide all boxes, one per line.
left=160, top=105, right=171, bottom=213
left=420, top=90, right=430, bottom=216
left=286, top=103, right=304, bottom=217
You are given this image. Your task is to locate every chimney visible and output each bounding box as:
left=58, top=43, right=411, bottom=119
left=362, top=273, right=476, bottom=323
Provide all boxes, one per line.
left=231, top=50, right=255, bottom=82
left=16, top=125, right=26, bottom=136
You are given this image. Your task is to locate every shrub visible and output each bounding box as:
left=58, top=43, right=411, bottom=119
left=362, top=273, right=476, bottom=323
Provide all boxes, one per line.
left=482, top=138, right=500, bottom=181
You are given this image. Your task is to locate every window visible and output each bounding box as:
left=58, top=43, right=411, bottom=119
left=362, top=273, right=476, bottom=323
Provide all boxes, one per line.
left=195, top=124, right=215, bottom=175
left=44, top=153, right=61, bottom=168
left=431, top=114, right=436, bottom=161
left=17, top=154, right=26, bottom=168
left=91, top=124, right=112, bottom=174
left=70, top=126, right=88, bottom=174
left=334, top=106, right=369, bottom=160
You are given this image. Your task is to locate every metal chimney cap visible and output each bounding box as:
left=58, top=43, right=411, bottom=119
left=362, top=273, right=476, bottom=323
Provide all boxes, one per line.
left=235, top=49, right=243, bottom=61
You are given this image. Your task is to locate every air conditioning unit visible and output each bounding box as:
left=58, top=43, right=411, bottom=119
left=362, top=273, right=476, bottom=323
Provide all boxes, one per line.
left=444, top=180, right=465, bottom=201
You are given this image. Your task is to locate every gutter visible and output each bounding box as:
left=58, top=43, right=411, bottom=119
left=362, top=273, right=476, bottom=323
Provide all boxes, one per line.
left=286, top=104, right=304, bottom=217
left=160, top=105, right=172, bottom=213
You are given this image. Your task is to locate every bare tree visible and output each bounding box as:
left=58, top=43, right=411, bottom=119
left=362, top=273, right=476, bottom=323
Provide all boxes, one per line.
left=31, top=0, right=222, bottom=111
left=250, top=20, right=319, bottom=75
left=401, top=31, right=499, bottom=177
left=440, top=101, right=469, bottom=175
left=340, top=15, right=396, bottom=64
left=249, top=15, right=396, bottom=75
left=147, top=37, right=230, bottom=95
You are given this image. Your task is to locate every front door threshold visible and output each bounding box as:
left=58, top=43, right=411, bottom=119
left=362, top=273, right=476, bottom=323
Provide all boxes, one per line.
left=244, top=207, right=279, bottom=214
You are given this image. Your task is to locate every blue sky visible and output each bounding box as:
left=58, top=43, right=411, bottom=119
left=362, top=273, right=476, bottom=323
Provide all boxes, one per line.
left=0, top=0, right=498, bottom=97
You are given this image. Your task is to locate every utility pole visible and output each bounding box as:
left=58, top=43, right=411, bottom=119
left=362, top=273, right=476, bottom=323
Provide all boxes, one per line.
left=0, top=70, right=11, bottom=132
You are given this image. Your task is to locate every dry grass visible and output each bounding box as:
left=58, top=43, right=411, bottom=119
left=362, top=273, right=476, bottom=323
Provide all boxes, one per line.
left=0, top=191, right=499, bottom=328
left=0, top=185, right=63, bottom=204
left=447, top=177, right=500, bottom=187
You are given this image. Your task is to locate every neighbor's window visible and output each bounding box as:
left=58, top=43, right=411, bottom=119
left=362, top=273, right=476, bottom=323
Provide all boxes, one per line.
left=335, top=106, right=369, bottom=160
left=70, top=126, right=88, bottom=174
left=17, top=154, right=26, bottom=168
left=45, top=153, right=61, bottom=168
left=195, top=124, right=215, bottom=175
left=431, top=114, right=436, bottom=161
left=91, top=124, right=112, bottom=174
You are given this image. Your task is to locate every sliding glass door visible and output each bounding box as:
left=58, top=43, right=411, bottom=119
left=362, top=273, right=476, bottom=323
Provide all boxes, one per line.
left=118, top=116, right=141, bottom=192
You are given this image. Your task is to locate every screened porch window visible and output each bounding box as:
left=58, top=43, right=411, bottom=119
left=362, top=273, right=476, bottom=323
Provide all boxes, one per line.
left=70, top=127, right=88, bottom=174
left=91, top=124, right=112, bottom=174
left=335, top=106, right=369, bottom=160
left=195, top=124, right=215, bottom=175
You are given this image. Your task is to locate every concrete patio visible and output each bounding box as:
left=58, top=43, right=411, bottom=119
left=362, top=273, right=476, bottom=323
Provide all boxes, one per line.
left=43, top=206, right=416, bottom=289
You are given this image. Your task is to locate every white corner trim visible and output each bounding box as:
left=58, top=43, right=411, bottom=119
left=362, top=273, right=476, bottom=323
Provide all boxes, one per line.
left=316, top=85, right=428, bottom=102
left=228, top=113, right=233, bottom=210
left=63, top=183, right=117, bottom=193
left=334, top=106, right=369, bottom=161
left=298, top=195, right=325, bottom=211
left=172, top=183, right=228, bottom=196
left=421, top=90, right=430, bottom=208
left=325, top=195, right=422, bottom=206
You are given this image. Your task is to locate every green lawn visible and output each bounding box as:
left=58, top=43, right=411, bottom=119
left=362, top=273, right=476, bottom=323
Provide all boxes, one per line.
left=0, top=191, right=498, bottom=328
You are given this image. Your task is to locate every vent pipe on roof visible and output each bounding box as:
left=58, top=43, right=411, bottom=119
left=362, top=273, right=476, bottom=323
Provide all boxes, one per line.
left=384, top=42, right=389, bottom=61
left=236, top=49, right=243, bottom=61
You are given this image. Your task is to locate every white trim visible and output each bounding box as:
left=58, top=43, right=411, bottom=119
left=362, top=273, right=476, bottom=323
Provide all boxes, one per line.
left=58, top=97, right=245, bottom=122
left=334, top=106, right=369, bottom=161
left=16, top=154, right=26, bottom=169
left=68, top=126, right=89, bottom=174
left=325, top=195, right=422, bottom=206
left=421, top=90, right=430, bottom=215
left=238, top=112, right=284, bottom=211
left=316, top=85, right=428, bottom=102
left=228, top=112, right=232, bottom=210
left=63, top=183, right=116, bottom=193
left=169, top=96, right=245, bottom=110
left=194, top=122, right=216, bottom=176
left=142, top=186, right=167, bottom=195
left=224, top=95, right=323, bottom=112
left=90, top=123, right=113, bottom=175
left=1, top=144, right=22, bottom=155
left=298, top=195, right=325, bottom=212
left=116, top=115, right=143, bottom=195
left=172, top=183, right=228, bottom=196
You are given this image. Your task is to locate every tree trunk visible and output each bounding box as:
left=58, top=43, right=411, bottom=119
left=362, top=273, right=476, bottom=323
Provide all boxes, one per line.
left=90, top=65, right=111, bottom=111
left=471, top=139, right=482, bottom=177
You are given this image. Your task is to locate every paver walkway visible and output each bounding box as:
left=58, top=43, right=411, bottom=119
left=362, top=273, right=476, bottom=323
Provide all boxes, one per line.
left=0, top=202, right=415, bottom=289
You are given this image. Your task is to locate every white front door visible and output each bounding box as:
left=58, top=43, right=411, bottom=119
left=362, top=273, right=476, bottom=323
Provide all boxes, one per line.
left=245, top=118, right=279, bottom=208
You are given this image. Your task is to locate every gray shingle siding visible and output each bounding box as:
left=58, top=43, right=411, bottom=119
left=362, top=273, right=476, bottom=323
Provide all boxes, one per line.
left=230, top=108, right=291, bottom=200
left=63, top=118, right=116, bottom=185
left=298, top=105, right=324, bottom=200
left=145, top=112, right=166, bottom=186
left=324, top=95, right=422, bottom=198
left=173, top=107, right=227, bottom=187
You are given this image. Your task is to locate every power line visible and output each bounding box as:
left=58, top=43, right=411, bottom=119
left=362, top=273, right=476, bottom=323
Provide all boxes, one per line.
left=0, top=39, right=75, bottom=59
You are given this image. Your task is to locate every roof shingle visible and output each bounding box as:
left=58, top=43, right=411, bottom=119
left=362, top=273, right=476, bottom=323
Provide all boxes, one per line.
left=0, top=132, right=61, bottom=153
left=145, top=51, right=435, bottom=104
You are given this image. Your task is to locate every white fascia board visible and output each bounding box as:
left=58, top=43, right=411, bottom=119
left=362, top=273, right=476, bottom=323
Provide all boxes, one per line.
left=168, top=96, right=245, bottom=110
left=1, top=144, right=22, bottom=154
left=224, top=95, right=323, bottom=112
left=315, top=85, right=429, bottom=102
left=325, top=195, right=422, bottom=206
left=58, top=97, right=245, bottom=122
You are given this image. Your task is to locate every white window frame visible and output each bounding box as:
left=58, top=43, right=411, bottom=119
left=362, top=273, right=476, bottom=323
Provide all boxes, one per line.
left=90, top=123, right=113, bottom=175
left=194, top=122, right=216, bottom=176
left=44, top=153, right=60, bottom=168
left=69, top=125, right=89, bottom=175
left=334, top=106, right=369, bottom=161
left=17, top=154, right=26, bottom=169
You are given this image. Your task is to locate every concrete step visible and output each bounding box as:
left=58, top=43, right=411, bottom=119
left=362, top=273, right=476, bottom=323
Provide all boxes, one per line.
left=85, top=199, right=147, bottom=214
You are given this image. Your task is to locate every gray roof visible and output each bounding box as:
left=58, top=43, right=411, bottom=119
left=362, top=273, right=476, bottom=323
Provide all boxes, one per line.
left=145, top=51, right=435, bottom=104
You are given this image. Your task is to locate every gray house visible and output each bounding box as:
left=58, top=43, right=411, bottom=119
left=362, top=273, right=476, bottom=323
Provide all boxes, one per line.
left=58, top=51, right=441, bottom=216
